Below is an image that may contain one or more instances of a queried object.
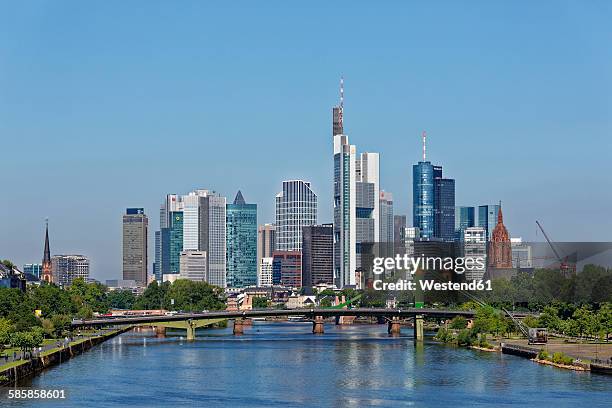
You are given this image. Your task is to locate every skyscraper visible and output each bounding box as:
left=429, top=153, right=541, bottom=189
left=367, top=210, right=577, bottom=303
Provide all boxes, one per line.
left=258, top=257, right=273, bottom=287
left=198, top=192, right=227, bottom=288
left=478, top=204, right=500, bottom=241
left=226, top=191, right=257, bottom=288
left=272, top=251, right=302, bottom=288
left=122, top=208, right=148, bottom=287
left=355, top=152, right=380, bottom=273
left=51, top=255, right=89, bottom=287
left=434, top=177, right=455, bottom=241
left=413, top=133, right=455, bottom=240
left=275, top=180, right=317, bottom=251
left=379, top=191, right=394, bottom=244
left=413, top=161, right=435, bottom=239
left=455, top=206, right=476, bottom=240
left=161, top=211, right=183, bottom=276
left=333, top=133, right=356, bottom=288
left=42, top=220, right=52, bottom=283
left=393, top=215, right=407, bottom=254
left=302, top=224, right=333, bottom=287
left=257, top=224, right=276, bottom=274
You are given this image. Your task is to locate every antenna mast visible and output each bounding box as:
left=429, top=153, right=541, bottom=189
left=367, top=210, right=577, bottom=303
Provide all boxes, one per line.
left=339, top=76, right=344, bottom=128
left=422, top=130, right=427, bottom=161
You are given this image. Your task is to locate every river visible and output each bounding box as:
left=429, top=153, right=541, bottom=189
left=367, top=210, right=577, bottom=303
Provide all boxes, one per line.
left=3, top=322, right=611, bottom=407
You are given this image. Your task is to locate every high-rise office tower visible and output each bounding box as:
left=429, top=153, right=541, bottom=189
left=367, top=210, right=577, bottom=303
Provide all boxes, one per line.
left=463, top=227, right=487, bottom=281
left=42, top=220, right=52, bottom=283
left=51, top=255, right=89, bottom=287
left=157, top=194, right=183, bottom=279
left=413, top=132, right=455, bottom=240
left=333, top=133, right=356, bottom=288
left=122, top=208, right=148, bottom=287
left=198, top=192, right=227, bottom=287
left=455, top=206, right=476, bottom=240
left=257, top=224, right=276, bottom=273
left=226, top=191, right=257, bottom=288
left=301, top=224, right=333, bottom=287
left=394, top=215, right=407, bottom=254
left=161, top=211, right=183, bottom=276
left=434, top=177, right=455, bottom=241
left=379, top=191, right=394, bottom=243
left=275, top=180, right=317, bottom=251
left=179, top=250, right=207, bottom=281
left=355, top=152, right=380, bottom=268
left=478, top=204, right=500, bottom=241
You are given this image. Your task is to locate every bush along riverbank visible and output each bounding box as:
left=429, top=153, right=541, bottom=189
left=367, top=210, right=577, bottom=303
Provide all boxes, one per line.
left=434, top=327, right=498, bottom=351
left=533, top=350, right=589, bottom=371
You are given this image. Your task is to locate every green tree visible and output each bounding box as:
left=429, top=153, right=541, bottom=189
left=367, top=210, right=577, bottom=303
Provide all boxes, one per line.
left=573, top=306, right=596, bottom=338
left=252, top=296, right=269, bottom=309
left=106, top=290, right=136, bottom=310
left=449, top=316, right=468, bottom=330
left=0, top=318, right=12, bottom=354
left=538, top=306, right=561, bottom=331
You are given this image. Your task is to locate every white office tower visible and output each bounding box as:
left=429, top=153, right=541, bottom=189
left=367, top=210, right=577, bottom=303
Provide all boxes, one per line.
left=258, top=257, right=273, bottom=287
left=463, top=227, right=487, bottom=281
left=333, top=134, right=357, bottom=288
left=275, top=180, right=317, bottom=251
left=355, top=152, right=380, bottom=279
left=179, top=251, right=207, bottom=281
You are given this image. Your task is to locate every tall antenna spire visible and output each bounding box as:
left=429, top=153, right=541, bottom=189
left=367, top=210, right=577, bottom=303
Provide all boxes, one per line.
left=422, top=130, right=427, bottom=161
left=340, top=76, right=344, bottom=109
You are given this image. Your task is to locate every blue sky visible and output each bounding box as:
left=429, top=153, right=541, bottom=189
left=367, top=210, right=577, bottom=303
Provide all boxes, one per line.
left=1, top=1, right=611, bottom=281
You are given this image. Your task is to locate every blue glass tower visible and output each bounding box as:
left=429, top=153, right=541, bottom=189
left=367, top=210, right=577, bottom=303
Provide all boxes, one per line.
left=478, top=204, right=500, bottom=241
left=226, top=191, right=257, bottom=288
left=455, top=206, right=475, bottom=240
left=413, top=162, right=435, bottom=238
left=161, top=211, right=183, bottom=275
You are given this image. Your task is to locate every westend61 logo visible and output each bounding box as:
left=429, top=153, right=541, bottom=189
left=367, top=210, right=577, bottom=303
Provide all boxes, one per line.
left=371, top=255, right=492, bottom=292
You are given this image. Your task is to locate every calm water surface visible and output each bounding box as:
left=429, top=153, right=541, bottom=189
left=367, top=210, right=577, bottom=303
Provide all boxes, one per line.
left=2, top=322, right=611, bottom=407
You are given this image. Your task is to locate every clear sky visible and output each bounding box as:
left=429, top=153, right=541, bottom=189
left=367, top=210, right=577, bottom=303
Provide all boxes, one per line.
left=1, top=1, right=611, bottom=281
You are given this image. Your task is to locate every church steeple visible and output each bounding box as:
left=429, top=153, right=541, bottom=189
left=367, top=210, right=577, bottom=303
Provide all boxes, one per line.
left=42, top=219, right=53, bottom=283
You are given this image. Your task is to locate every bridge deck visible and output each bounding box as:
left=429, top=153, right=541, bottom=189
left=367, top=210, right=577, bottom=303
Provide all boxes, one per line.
left=72, top=308, right=475, bottom=327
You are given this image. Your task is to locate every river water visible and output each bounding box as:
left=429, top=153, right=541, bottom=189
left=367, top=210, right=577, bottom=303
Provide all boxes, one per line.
left=3, top=322, right=611, bottom=407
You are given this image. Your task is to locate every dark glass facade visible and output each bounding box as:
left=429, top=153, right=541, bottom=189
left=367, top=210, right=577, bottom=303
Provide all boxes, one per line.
left=301, top=224, right=333, bottom=287
left=434, top=177, right=455, bottom=241
left=413, top=162, right=434, bottom=238
left=226, top=191, right=257, bottom=288
left=161, top=211, right=183, bottom=275
left=455, top=206, right=475, bottom=240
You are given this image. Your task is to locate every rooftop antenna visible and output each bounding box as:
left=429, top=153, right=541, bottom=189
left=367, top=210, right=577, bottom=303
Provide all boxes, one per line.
left=422, top=130, right=427, bottom=161
left=339, top=76, right=344, bottom=129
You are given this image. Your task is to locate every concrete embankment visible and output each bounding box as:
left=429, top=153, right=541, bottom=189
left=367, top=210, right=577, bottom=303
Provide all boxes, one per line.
left=0, top=327, right=131, bottom=385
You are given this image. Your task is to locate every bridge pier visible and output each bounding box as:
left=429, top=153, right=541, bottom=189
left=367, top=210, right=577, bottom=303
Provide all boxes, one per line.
left=387, top=316, right=401, bottom=336
left=233, top=319, right=244, bottom=335
left=414, top=315, right=424, bottom=341
left=155, top=326, right=166, bottom=337
left=312, top=316, right=325, bottom=334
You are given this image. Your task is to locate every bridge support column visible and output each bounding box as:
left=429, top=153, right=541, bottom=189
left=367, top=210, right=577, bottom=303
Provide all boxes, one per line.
left=186, top=320, right=197, bottom=341
left=312, top=316, right=325, bottom=334
left=414, top=315, right=424, bottom=341
left=388, top=316, right=401, bottom=336
left=155, top=326, right=166, bottom=337
left=233, top=319, right=244, bottom=335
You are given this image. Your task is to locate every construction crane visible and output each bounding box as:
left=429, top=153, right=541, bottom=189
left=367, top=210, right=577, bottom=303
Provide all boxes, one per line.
left=535, top=220, right=575, bottom=276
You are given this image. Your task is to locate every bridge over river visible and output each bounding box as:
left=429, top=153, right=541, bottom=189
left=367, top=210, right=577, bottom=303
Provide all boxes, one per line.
left=72, top=308, right=480, bottom=340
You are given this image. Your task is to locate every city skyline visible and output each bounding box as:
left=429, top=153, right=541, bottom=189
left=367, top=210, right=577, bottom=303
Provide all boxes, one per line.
left=2, top=2, right=612, bottom=281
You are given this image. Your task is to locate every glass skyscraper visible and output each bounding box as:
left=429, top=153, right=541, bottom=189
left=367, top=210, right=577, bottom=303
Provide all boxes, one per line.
left=161, top=211, right=183, bottom=275
left=434, top=177, right=455, bottom=241
left=478, top=204, right=500, bottom=241
left=226, top=191, right=257, bottom=288
left=455, top=206, right=475, bottom=240
left=413, top=161, right=435, bottom=238
left=275, top=180, right=317, bottom=251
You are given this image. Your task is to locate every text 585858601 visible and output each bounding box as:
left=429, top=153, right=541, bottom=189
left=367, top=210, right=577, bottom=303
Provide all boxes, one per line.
left=7, top=389, right=66, bottom=399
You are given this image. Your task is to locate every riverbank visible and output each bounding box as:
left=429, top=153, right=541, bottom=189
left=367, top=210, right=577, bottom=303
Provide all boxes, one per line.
left=0, top=327, right=131, bottom=385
